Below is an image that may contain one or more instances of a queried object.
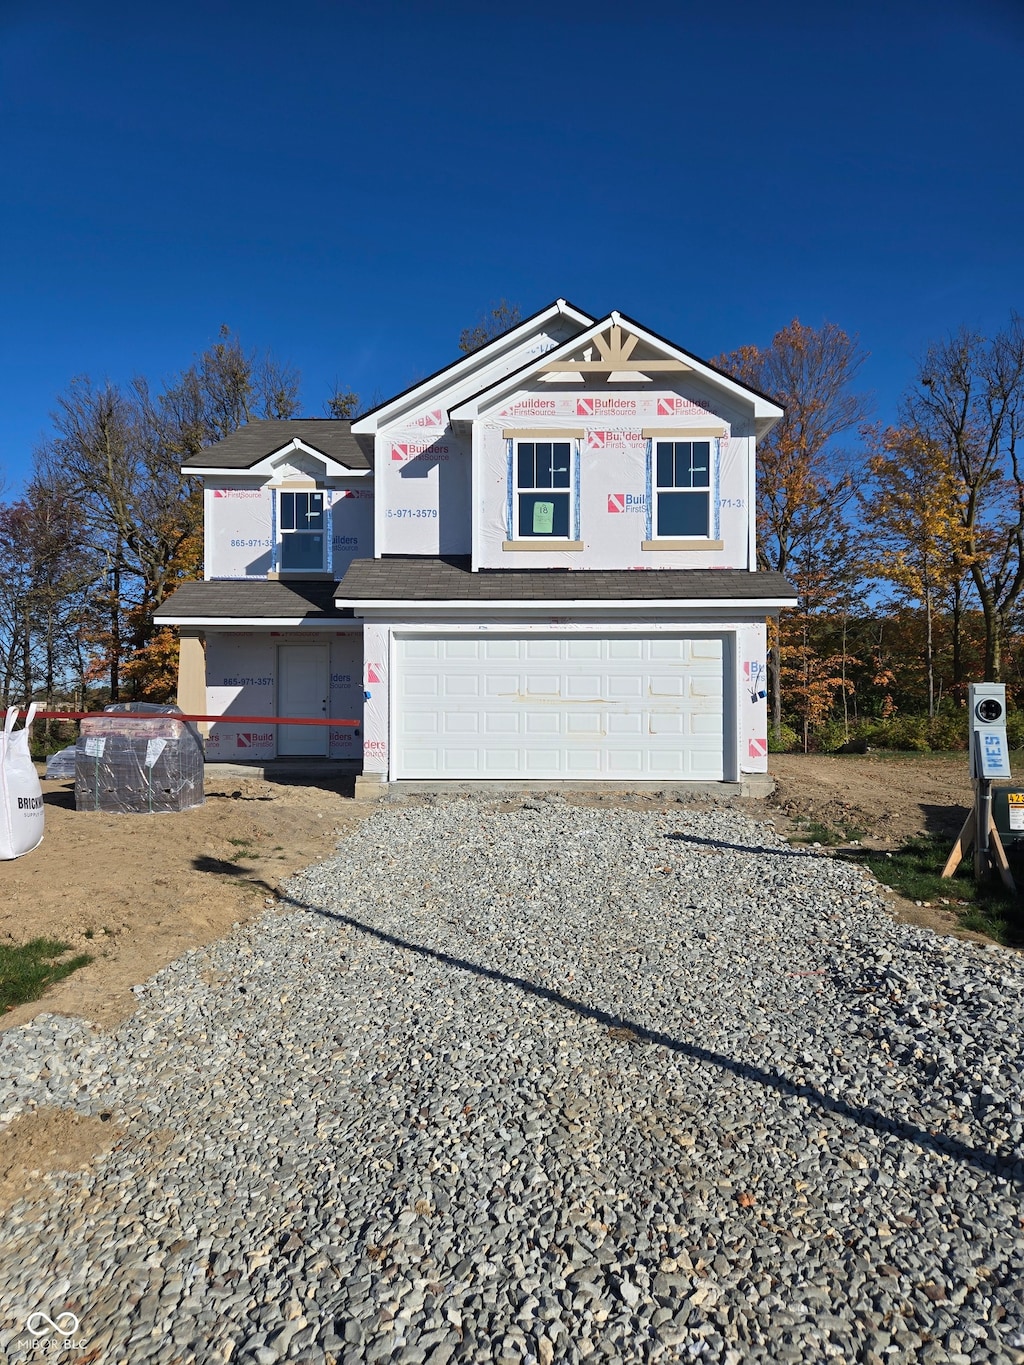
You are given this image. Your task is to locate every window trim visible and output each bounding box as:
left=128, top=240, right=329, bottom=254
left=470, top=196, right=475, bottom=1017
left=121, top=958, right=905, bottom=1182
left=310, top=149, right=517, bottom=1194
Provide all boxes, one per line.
left=276, top=488, right=329, bottom=574
left=504, top=434, right=581, bottom=544
left=644, top=435, right=720, bottom=545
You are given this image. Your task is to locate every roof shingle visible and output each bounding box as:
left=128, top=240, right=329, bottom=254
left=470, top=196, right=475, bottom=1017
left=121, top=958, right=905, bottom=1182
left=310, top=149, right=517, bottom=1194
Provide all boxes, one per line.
left=181, top=419, right=371, bottom=471
left=155, top=579, right=353, bottom=621
left=336, top=556, right=796, bottom=603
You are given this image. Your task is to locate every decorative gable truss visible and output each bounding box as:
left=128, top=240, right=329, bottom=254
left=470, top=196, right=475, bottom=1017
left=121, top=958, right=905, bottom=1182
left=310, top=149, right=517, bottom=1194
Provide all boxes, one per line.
left=446, top=313, right=783, bottom=573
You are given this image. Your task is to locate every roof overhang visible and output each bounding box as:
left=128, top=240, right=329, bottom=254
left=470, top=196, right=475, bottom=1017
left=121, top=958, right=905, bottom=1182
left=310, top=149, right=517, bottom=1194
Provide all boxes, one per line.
left=184, top=437, right=370, bottom=479
left=449, top=311, right=785, bottom=438
left=156, top=615, right=359, bottom=628
left=351, top=299, right=595, bottom=434
left=335, top=597, right=797, bottom=615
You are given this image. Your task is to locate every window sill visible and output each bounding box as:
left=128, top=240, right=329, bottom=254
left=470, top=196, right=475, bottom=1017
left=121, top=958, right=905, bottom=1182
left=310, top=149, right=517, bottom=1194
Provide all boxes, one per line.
left=502, top=540, right=585, bottom=552
left=267, top=569, right=335, bottom=580
left=641, top=539, right=724, bottom=551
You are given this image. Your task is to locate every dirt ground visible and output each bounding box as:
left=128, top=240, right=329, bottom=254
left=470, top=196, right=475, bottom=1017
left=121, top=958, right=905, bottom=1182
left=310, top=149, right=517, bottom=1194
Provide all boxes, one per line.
left=0, top=771, right=371, bottom=1034
left=765, top=750, right=986, bottom=942
left=0, top=753, right=998, bottom=1207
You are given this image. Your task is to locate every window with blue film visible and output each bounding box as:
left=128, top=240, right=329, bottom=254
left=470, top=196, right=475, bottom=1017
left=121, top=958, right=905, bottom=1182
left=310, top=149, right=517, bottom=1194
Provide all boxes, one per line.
left=516, top=441, right=572, bottom=537
left=654, top=441, right=711, bottom=538
left=279, top=491, right=325, bottom=570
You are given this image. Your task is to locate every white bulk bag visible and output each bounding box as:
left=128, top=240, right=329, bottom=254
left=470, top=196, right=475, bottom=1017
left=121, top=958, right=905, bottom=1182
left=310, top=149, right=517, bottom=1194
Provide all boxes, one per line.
left=0, top=704, right=45, bottom=860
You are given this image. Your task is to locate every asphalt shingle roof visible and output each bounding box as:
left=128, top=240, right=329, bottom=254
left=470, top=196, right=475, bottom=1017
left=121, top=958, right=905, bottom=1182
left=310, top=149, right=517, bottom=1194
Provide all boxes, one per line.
left=181, top=419, right=371, bottom=471
left=336, top=557, right=796, bottom=603
left=154, top=579, right=353, bottom=621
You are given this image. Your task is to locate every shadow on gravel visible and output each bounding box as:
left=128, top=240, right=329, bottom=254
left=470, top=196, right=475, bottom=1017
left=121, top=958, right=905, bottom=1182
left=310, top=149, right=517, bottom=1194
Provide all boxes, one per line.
left=665, top=832, right=822, bottom=859
left=277, top=890, right=1023, bottom=1187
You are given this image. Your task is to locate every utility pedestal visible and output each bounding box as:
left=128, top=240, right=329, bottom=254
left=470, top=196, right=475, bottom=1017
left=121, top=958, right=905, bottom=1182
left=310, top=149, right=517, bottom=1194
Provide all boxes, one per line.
left=942, top=684, right=1015, bottom=892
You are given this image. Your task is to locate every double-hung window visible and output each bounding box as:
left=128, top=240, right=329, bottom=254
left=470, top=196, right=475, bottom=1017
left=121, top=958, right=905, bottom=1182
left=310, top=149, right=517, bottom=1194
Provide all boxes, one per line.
left=653, top=440, right=711, bottom=538
left=278, top=491, right=326, bottom=570
left=515, top=440, right=572, bottom=538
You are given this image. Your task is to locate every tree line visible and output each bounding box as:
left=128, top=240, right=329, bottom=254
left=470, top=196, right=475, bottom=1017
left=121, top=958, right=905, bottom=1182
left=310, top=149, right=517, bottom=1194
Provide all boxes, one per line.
left=2, top=305, right=1022, bottom=753
left=714, top=313, right=1024, bottom=750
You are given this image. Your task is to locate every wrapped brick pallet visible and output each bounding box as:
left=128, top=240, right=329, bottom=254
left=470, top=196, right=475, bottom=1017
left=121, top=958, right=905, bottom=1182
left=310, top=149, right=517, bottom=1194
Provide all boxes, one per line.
left=75, top=703, right=204, bottom=814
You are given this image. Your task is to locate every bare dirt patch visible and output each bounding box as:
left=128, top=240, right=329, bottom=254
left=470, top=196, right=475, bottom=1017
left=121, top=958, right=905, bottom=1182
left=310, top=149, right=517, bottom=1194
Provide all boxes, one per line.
left=767, top=751, right=974, bottom=848
left=765, top=752, right=1000, bottom=943
left=0, top=1107, right=122, bottom=1210
left=1, top=773, right=370, bottom=1033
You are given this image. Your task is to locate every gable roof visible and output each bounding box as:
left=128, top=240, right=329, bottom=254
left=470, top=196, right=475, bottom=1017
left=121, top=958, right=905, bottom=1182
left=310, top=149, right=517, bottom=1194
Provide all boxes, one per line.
left=350, top=299, right=595, bottom=433
left=448, top=312, right=785, bottom=437
left=180, top=419, right=371, bottom=473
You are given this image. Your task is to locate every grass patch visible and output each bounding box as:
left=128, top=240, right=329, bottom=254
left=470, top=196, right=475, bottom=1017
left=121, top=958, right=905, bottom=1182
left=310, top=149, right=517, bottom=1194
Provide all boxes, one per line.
left=839, top=835, right=1024, bottom=947
left=789, top=817, right=866, bottom=846
left=0, top=938, right=93, bottom=1012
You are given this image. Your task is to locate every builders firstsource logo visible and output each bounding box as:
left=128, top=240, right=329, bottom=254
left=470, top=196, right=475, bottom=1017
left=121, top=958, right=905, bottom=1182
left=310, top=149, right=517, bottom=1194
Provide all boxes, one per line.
left=607, top=493, right=645, bottom=513
left=236, top=732, right=274, bottom=748
left=656, top=396, right=715, bottom=417
left=577, top=397, right=637, bottom=417
left=391, top=441, right=450, bottom=463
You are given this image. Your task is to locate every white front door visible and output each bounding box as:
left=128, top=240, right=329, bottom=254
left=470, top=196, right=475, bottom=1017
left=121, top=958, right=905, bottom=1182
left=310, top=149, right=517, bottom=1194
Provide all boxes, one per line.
left=278, top=645, right=329, bottom=756
left=393, top=633, right=725, bottom=779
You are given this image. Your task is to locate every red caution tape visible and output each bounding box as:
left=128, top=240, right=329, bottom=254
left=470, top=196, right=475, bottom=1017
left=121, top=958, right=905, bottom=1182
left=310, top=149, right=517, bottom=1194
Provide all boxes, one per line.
left=16, top=711, right=358, bottom=728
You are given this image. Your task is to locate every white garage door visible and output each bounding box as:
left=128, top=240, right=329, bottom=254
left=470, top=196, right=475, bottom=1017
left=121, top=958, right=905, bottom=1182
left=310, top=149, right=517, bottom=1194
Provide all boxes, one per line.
left=393, top=634, right=724, bottom=779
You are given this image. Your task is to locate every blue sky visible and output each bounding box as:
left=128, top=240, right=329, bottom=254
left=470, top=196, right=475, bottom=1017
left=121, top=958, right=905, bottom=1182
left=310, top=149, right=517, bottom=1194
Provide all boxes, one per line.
left=1, top=0, right=1022, bottom=492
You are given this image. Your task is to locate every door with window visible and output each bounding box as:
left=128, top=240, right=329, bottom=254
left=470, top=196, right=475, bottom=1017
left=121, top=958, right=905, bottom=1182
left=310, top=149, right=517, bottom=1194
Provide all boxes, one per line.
left=278, top=645, right=328, bottom=755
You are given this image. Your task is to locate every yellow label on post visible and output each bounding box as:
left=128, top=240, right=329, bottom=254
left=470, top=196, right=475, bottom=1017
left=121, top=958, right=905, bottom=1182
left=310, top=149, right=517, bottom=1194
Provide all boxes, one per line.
left=1009, top=792, right=1024, bottom=831
left=533, top=501, right=554, bottom=534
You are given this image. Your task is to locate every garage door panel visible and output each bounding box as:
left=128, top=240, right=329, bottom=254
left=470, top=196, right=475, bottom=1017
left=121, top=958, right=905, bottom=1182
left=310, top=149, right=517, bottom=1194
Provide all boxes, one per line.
left=648, top=674, right=686, bottom=697
left=608, top=638, right=644, bottom=661
left=394, top=634, right=724, bottom=780
left=566, top=675, right=602, bottom=700
left=525, top=712, right=559, bottom=736
left=484, top=713, right=519, bottom=734
left=404, top=675, right=439, bottom=699
left=525, top=640, right=560, bottom=661
left=566, top=638, right=603, bottom=662
left=525, top=675, right=561, bottom=696
left=442, top=713, right=479, bottom=735
left=608, top=676, right=643, bottom=700
left=443, top=674, right=481, bottom=698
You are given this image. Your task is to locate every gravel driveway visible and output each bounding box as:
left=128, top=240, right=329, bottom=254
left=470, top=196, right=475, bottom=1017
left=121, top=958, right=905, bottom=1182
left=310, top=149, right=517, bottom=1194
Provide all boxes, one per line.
left=1, top=795, right=1023, bottom=1365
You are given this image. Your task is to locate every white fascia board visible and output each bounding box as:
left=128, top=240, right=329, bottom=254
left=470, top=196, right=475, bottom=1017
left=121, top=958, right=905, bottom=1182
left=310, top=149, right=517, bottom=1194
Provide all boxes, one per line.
left=336, top=597, right=797, bottom=614
left=351, top=300, right=594, bottom=435
left=182, top=440, right=370, bottom=478
left=249, top=439, right=368, bottom=477
left=449, top=312, right=786, bottom=429
left=155, top=616, right=362, bottom=628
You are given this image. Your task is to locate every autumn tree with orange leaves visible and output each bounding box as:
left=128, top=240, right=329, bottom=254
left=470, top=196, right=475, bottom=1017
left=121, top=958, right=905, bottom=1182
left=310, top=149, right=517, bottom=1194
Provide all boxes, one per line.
left=716, top=320, right=870, bottom=743
left=860, top=426, right=973, bottom=715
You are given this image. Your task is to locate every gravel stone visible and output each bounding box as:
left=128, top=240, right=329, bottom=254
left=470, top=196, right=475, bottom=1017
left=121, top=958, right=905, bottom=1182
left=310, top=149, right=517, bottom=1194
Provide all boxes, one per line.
left=0, top=795, right=1022, bottom=1364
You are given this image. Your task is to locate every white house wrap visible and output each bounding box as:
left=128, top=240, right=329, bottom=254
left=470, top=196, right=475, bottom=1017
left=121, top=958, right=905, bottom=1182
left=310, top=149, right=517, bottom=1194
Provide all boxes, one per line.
left=157, top=303, right=795, bottom=784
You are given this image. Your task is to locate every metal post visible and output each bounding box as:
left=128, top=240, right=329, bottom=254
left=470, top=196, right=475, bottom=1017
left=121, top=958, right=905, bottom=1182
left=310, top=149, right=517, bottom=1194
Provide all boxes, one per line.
left=974, top=777, right=992, bottom=880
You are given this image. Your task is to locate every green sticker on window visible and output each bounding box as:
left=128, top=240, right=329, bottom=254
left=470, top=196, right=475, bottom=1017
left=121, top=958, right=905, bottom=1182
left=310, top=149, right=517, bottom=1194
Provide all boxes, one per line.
left=533, top=501, right=554, bottom=534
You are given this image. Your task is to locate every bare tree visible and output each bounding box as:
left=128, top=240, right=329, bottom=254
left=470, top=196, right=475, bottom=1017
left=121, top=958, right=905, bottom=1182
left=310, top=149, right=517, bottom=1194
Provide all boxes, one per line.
left=458, top=299, right=523, bottom=355
left=902, top=316, right=1024, bottom=680
left=325, top=385, right=361, bottom=419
